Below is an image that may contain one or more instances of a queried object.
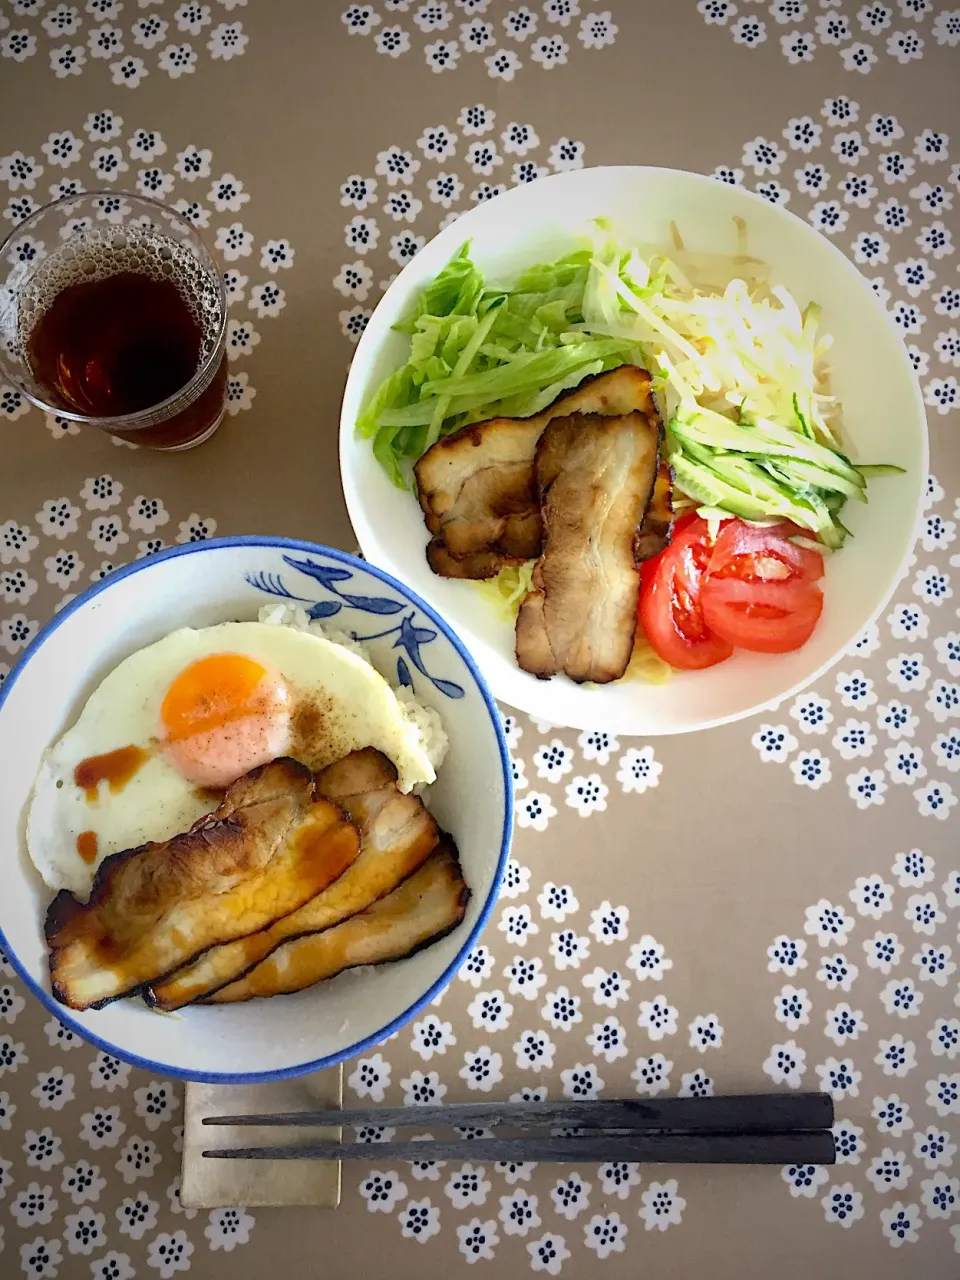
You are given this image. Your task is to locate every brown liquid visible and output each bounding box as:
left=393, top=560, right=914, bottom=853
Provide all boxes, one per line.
left=193, top=786, right=226, bottom=808
left=76, top=831, right=99, bottom=864
left=112, top=352, right=226, bottom=449
left=26, top=267, right=225, bottom=450
left=74, top=744, right=149, bottom=802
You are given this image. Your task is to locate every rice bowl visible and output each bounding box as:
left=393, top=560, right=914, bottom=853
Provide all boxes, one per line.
left=0, top=538, right=512, bottom=1081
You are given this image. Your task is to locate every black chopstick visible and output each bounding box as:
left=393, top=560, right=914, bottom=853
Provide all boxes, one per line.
left=202, top=1130, right=836, bottom=1165
left=201, top=1092, right=833, bottom=1135
left=200, top=1093, right=836, bottom=1165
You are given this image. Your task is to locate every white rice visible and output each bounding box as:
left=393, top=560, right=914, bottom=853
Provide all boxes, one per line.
left=257, top=603, right=448, bottom=776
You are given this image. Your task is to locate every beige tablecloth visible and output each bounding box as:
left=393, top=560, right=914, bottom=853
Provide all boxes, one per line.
left=1, top=2, right=959, bottom=1276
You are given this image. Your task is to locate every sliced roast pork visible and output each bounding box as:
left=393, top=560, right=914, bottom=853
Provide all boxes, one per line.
left=515, top=410, right=661, bottom=684
left=634, top=461, right=675, bottom=564
left=415, top=366, right=659, bottom=579
left=206, top=839, right=469, bottom=1004
left=146, top=748, right=438, bottom=1011
left=47, top=760, right=361, bottom=1010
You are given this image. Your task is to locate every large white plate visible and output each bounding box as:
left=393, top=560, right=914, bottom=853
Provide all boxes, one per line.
left=340, top=167, right=927, bottom=734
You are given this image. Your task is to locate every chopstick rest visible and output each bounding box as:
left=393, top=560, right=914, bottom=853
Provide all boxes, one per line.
left=183, top=1067, right=343, bottom=1208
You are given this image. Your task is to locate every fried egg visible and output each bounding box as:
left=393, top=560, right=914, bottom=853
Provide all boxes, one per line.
left=27, top=621, right=436, bottom=898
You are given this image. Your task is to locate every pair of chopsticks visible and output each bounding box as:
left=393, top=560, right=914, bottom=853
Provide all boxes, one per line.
left=202, top=1093, right=836, bottom=1165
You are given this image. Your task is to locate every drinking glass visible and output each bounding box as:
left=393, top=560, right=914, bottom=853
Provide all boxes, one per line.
left=0, top=191, right=228, bottom=450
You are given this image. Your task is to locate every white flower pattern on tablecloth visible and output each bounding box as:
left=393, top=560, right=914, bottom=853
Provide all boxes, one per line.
left=0, top=19, right=959, bottom=1273
left=581, top=965, right=630, bottom=1008
left=329, top=101, right=598, bottom=328
left=0, top=1, right=248, bottom=81
left=818, top=954, right=856, bottom=993
left=699, top=0, right=955, bottom=68
left=360, top=1169, right=409, bottom=1214
left=549, top=1173, right=590, bottom=1224
left=504, top=954, right=547, bottom=1001
left=629, top=1052, right=671, bottom=1097
left=341, top=0, right=619, bottom=77
left=760, top=726, right=960, bottom=1238
left=764, top=1039, right=807, bottom=1089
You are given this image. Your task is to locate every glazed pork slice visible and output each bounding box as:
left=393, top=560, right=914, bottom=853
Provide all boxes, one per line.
left=204, top=838, right=469, bottom=1004
left=515, top=411, right=660, bottom=684
left=634, top=461, right=675, bottom=563
left=417, top=415, right=543, bottom=573
left=426, top=538, right=506, bottom=581
left=146, top=748, right=439, bottom=1010
left=440, top=465, right=542, bottom=561
left=415, top=366, right=658, bottom=579
left=46, top=759, right=361, bottom=1010
left=427, top=522, right=545, bottom=578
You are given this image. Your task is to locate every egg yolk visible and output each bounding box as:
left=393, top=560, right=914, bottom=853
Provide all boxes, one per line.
left=160, top=653, right=291, bottom=788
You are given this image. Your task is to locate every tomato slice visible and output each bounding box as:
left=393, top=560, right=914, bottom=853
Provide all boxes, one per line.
left=707, top=519, right=824, bottom=587
left=701, top=576, right=824, bottom=653
left=638, top=517, right=734, bottom=670
left=639, top=516, right=826, bottom=667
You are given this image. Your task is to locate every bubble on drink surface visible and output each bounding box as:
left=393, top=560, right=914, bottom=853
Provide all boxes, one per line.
left=17, top=225, right=223, bottom=361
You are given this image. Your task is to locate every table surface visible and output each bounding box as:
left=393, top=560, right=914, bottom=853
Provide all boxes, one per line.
left=1, top=2, right=959, bottom=1277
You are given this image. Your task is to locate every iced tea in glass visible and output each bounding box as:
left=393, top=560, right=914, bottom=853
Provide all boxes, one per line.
left=0, top=192, right=228, bottom=450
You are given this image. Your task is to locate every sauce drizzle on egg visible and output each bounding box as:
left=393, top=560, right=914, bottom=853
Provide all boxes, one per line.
left=76, top=831, right=98, bottom=864
left=74, top=744, right=149, bottom=802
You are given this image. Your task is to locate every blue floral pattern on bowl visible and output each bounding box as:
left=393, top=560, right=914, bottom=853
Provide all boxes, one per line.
left=247, top=553, right=465, bottom=700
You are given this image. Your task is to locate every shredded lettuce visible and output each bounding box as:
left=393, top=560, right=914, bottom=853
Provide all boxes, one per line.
left=358, top=235, right=644, bottom=488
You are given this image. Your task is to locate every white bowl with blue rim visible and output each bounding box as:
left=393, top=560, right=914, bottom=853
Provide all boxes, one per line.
left=0, top=537, right=512, bottom=1083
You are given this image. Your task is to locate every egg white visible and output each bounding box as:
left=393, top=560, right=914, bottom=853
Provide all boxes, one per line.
left=26, top=621, right=436, bottom=899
